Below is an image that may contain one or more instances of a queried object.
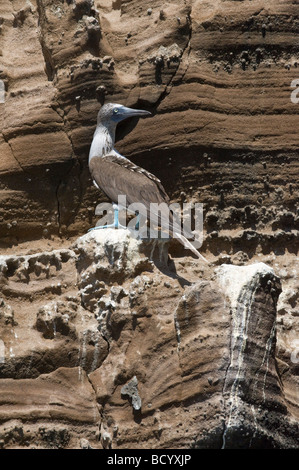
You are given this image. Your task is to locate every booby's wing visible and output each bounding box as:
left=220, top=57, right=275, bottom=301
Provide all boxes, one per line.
left=89, top=154, right=207, bottom=261
left=89, top=153, right=187, bottom=234
left=89, top=153, right=170, bottom=209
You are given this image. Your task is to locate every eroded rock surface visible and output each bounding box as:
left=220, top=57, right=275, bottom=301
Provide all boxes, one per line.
left=0, top=230, right=298, bottom=449
left=0, top=0, right=298, bottom=246
left=0, top=0, right=298, bottom=449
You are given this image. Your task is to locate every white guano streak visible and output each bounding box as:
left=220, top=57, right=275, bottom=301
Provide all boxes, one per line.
left=216, top=263, right=275, bottom=448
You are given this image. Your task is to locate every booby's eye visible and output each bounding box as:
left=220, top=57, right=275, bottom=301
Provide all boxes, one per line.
left=113, top=108, right=119, bottom=114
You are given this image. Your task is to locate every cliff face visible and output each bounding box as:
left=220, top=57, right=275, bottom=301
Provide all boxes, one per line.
left=1, top=0, right=299, bottom=241
left=0, top=0, right=298, bottom=449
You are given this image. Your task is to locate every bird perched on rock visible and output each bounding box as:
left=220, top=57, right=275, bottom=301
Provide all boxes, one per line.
left=88, top=102, right=207, bottom=261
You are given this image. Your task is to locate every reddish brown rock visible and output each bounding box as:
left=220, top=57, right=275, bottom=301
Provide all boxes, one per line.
left=0, top=367, right=100, bottom=448
left=0, top=230, right=297, bottom=449
left=0, top=0, right=298, bottom=449
left=0, top=0, right=298, bottom=244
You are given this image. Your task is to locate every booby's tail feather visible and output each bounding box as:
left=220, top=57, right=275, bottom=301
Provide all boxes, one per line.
left=174, top=231, right=208, bottom=263
left=146, top=206, right=208, bottom=263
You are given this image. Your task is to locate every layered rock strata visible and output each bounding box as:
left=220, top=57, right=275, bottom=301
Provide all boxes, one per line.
left=0, top=0, right=298, bottom=248
left=0, top=0, right=298, bottom=449
left=0, top=230, right=297, bottom=448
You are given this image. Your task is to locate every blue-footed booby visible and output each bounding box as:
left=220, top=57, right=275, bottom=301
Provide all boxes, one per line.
left=88, top=103, right=207, bottom=261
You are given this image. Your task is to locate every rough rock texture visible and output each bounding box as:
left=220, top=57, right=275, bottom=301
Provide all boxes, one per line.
left=0, top=0, right=298, bottom=243
left=0, top=230, right=298, bottom=449
left=0, top=0, right=298, bottom=449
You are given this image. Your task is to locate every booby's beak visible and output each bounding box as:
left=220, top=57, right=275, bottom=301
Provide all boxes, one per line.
left=117, top=106, right=151, bottom=120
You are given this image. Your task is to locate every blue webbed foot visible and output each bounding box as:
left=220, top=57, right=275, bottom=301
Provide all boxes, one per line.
left=88, top=207, right=128, bottom=232
left=88, top=207, right=141, bottom=232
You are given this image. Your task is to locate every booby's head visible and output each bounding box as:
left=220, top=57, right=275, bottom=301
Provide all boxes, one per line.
left=97, top=103, right=151, bottom=126
left=89, top=103, right=151, bottom=160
